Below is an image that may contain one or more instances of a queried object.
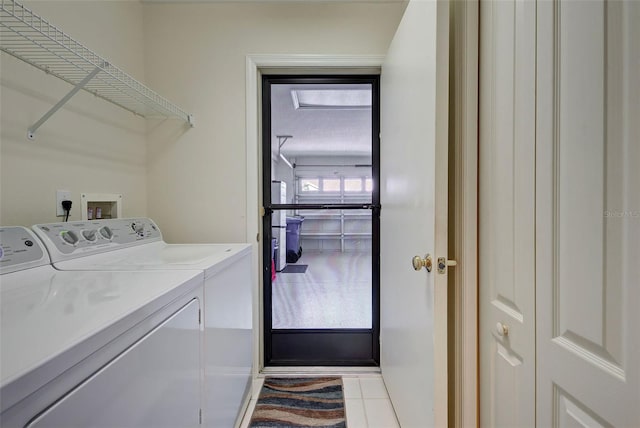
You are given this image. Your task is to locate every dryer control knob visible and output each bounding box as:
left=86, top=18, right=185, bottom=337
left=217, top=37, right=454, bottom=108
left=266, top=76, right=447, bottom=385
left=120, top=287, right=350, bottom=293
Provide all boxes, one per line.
left=99, top=226, right=113, bottom=240
left=61, top=230, right=79, bottom=246
left=82, top=229, right=97, bottom=242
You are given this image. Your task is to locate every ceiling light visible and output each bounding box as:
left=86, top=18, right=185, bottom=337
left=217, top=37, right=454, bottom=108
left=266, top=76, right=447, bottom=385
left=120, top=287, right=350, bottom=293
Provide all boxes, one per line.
left=291, top=89, right=371, bottom=110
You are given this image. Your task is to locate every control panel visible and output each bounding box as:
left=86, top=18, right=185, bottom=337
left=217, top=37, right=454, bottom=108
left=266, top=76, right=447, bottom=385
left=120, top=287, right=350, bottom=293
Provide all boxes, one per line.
left=32, top=218, right=163, bottom=262
left=0, top=227, right=49, bottom=274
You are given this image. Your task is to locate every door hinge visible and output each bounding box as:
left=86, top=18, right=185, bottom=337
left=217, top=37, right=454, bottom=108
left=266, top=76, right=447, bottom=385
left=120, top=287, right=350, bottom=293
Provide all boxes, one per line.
left=198, top=309, right=201, bottom=325
left=260, top=206, right=266, bottom=217
left=199, top=408, right=202, bottom=424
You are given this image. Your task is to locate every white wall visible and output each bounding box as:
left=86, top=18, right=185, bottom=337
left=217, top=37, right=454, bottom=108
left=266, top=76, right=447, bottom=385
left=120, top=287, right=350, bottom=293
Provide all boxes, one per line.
left=0, top=1, right=404, bottom=238
left=0, top=1, right=148, bottom=226
left=142, top=2, right=405, bottom=243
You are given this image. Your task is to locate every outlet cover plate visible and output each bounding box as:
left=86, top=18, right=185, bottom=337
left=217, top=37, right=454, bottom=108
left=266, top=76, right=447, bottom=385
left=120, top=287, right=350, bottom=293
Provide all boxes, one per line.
left=56, top=190, right=72, bottom=217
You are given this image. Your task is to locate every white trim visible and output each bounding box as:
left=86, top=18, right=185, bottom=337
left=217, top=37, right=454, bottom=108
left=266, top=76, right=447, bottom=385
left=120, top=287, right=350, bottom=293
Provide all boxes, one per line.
left=245, top=54, right=384, bottom=380
left=433, top=1, right=451, bottom=425
left=261, top=366, right=382, bottom=376
left=451, top=1, right=479, bottom=426
left=246, top=54, right=384, bottom=70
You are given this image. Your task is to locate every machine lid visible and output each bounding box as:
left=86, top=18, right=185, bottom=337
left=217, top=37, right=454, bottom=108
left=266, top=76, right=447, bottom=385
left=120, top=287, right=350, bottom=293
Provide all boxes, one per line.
left=0, top=267, right=203, bottom=410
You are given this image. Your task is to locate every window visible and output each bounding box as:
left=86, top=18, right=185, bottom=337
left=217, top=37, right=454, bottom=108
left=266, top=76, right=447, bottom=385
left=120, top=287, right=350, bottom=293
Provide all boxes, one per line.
left=298, top=177, right=373, bottom=194
left=344, top=178, right=363, bottom=192
left=365, top=178, right=373, bottom=192
left=323, top=179, right=341, bottom=192
left=300, top=179, right=319, bottom=192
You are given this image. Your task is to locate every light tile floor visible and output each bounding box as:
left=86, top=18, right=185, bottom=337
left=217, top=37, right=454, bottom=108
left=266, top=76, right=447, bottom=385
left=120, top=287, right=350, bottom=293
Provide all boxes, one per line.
left=239, top=374, right=400, bottom=428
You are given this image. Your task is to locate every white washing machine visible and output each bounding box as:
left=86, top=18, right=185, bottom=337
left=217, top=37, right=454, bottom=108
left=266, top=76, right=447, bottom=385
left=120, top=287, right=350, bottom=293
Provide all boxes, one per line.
left=32, top=218, right=253, bottom=428
left=0, top=226, right=204, bottom=428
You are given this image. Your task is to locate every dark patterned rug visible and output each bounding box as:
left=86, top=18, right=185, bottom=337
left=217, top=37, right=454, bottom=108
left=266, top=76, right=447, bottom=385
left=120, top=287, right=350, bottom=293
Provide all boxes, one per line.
left=249, top=377, right=346, bottom=428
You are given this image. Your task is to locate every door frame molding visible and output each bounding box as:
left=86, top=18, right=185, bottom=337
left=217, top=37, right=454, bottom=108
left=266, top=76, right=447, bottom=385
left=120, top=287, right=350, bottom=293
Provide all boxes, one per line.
left=450, top=0, right=479, bottom=426
left=245, top=54, right=385, bottom=375
left=260, top=73, right=382, bottom=366
left=243, top=37, right=479, bottom=422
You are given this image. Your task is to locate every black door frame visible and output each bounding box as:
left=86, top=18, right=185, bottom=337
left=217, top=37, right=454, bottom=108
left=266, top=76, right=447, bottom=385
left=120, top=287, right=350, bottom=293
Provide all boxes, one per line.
left=262, top=74, right=381, bottom=366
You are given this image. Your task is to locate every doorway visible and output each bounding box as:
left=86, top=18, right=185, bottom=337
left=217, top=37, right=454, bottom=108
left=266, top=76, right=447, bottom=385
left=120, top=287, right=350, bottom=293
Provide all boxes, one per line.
left=262, top=75, right=381, bottom=366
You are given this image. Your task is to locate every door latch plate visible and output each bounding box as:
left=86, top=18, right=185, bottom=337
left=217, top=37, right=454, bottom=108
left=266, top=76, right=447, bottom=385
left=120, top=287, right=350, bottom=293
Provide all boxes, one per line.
left=437, top=257, right=457, bottom=274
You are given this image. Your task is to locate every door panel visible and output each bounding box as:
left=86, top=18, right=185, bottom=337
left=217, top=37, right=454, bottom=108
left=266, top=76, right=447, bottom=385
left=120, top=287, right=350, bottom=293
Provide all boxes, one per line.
left=262, top=76, right=381, bottom=366
left=536, top=0, right=640, bottom=426
left=380, top=0, right=449, bottom=426
left=479, top=0, right=536, bottom=426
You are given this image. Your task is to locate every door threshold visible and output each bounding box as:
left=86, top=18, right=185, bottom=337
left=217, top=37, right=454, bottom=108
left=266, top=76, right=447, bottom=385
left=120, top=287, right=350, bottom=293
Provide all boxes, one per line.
left=260, top=366, right=381, bottom=377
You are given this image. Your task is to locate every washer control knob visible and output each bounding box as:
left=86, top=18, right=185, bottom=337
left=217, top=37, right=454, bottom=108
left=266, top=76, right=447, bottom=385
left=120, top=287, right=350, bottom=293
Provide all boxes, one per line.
left=131, top=222, right=144, bottom=234
left=82, top=229, right=97, bottom=242
left=99, top=226, right=113, bottom=240
left=60, top=230, right=79, bottom=246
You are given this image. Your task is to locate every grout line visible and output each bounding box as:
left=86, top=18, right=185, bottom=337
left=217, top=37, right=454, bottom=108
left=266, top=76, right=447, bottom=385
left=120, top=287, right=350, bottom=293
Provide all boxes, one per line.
left=357, top=378, right=371, bottom=427
left=357, top=377, right=364, bottom=399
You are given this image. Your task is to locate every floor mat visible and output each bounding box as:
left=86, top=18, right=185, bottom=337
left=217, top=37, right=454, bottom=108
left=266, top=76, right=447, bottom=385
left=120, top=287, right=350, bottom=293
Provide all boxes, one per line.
left=281, top=264, right=308, bottom=274
left=249, top=377, right=346, bottom=428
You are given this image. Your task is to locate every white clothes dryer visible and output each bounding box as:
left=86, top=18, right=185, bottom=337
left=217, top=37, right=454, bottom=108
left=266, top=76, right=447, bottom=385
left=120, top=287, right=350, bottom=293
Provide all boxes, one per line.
left=0, top=226, right=203, bottom=428
left=32, top=218, right=253, bottom=428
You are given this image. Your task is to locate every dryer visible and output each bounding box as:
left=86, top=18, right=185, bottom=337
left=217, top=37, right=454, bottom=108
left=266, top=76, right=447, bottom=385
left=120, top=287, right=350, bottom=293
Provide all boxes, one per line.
left=32, top=218, right=253, bottom=428
left=0, top=226, right=203, bottom=428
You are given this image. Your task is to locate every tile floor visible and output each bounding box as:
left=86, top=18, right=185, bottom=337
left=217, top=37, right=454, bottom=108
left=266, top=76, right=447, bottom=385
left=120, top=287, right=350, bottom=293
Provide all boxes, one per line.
left=239, top=374, right=400, bottom=428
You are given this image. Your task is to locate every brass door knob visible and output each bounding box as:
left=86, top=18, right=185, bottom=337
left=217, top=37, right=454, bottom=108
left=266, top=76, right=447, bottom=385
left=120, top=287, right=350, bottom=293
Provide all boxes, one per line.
left=412, top=254, right=433, bottom=272
left=496, top=322, right=509, bottom=337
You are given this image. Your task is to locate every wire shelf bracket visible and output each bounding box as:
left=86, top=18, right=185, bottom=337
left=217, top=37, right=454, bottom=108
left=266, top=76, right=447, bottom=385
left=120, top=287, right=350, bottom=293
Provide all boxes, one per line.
left=0, top=0, right=195, bottom=139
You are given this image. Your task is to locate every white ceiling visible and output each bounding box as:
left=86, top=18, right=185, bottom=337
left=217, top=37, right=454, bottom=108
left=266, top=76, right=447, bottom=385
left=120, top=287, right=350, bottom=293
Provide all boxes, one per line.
left=271, top=83, right=372, bottom=158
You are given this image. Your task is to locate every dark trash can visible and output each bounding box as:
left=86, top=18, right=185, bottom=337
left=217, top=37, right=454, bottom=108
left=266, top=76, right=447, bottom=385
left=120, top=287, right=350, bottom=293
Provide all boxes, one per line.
left=286, top=217, right=304, bottom=263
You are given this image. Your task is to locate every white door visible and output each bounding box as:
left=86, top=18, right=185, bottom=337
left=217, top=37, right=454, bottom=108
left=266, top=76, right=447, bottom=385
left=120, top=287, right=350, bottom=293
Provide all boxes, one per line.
left=478, top=0, right=536, bottom=426
left=380, top=1, right=449, bottom=427
left=536, top=0, right=640, bottom=426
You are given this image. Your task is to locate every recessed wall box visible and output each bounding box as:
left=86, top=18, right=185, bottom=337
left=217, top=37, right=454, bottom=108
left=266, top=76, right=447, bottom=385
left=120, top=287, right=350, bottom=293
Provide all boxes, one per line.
left=81, top=193, right=122, bottom=221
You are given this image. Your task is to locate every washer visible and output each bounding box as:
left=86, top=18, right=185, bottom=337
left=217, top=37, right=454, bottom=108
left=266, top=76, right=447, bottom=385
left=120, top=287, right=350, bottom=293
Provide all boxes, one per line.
left=32, top=218, right=253, bottom=428
left=0, top=226, right=203, bottom=428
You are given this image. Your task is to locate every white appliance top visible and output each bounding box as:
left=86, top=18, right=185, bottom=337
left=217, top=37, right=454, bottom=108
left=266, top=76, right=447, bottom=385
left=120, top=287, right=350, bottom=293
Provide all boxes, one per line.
left=0, top=226, right=204, bottom=412
left=0, top=227, right=50, bottom=274
left=53, top=241, right=250, bottom=277
left=33, top=218, right=251, bottom=277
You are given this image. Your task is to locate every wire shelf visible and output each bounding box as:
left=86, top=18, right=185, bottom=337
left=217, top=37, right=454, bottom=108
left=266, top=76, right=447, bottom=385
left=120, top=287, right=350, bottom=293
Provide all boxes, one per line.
left=0, top=0, right=193, bottom=132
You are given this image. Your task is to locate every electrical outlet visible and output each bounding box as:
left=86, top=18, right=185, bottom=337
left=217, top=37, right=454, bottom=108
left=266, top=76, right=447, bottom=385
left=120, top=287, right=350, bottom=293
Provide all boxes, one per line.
left=56, top=190, right=72, bottom=217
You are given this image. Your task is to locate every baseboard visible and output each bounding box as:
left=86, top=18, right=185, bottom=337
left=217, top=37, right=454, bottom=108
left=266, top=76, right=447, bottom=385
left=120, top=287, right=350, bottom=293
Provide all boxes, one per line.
left=259, top=366, right=382, bottom=376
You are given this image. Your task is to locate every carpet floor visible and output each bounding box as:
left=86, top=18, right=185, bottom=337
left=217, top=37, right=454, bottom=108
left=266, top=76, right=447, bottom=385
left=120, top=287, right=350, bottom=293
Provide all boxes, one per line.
left=249, top=377, right=346, bottom=428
